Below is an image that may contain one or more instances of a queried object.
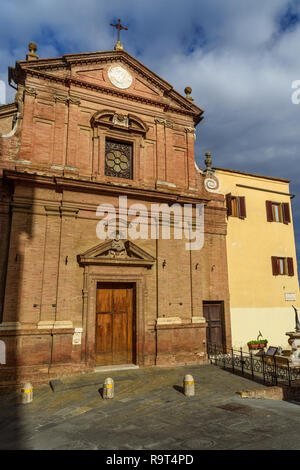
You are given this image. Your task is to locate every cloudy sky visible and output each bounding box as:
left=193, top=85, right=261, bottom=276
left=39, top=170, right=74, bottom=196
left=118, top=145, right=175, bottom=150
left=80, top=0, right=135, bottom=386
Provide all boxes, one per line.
left=1, top=0, right=300, bottom=269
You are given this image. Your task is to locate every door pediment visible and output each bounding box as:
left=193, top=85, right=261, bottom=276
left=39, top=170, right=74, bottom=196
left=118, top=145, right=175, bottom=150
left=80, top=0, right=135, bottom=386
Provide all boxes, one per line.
left=78, top=239, right=155, bottom=269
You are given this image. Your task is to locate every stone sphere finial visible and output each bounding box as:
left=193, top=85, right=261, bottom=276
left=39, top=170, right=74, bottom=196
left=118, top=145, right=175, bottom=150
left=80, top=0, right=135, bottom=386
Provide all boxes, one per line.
left=28, top=42, right=37, bottom=52
left=26, top=42, right=38, bottom=60
left=114, top=40, right=124, bottom=51
left=184, top=86, right=194, bottom=102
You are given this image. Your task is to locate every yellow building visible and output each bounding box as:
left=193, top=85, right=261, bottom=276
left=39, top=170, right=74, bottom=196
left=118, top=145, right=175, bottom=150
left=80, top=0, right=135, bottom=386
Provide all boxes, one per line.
left=214, top=167, right=300, bottom=350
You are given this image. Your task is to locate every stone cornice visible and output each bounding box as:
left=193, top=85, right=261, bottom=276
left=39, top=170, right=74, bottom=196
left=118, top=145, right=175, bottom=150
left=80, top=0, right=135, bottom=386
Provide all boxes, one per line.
left=3, top=169, right=211, bottom=205
left=0, top=102, right=18, bottom=117
left=23, top=69, right=198, bottom=118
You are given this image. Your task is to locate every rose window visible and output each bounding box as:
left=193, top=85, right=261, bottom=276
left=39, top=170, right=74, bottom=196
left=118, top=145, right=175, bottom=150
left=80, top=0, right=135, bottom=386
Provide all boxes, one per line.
left=105, top=140, right=132, bottom=179
left=106, top=150, right=129, bottom=174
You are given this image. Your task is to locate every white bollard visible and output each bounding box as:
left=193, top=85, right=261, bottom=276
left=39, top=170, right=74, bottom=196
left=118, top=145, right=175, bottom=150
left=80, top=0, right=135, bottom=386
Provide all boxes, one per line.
left=183, top=374, right=195, bottom=397
left=21, top=382, right=33, bottom=404
left=103, top=377, right=114, bottom=399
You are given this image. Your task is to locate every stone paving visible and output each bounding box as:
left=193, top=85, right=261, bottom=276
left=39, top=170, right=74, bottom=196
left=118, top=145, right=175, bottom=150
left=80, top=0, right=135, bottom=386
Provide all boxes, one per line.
left=1, top=364, right=300, bottom=450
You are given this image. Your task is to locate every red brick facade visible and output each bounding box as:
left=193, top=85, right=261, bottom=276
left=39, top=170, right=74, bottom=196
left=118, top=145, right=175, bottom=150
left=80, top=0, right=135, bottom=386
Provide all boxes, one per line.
left=0, top=49, right=231, bottom=388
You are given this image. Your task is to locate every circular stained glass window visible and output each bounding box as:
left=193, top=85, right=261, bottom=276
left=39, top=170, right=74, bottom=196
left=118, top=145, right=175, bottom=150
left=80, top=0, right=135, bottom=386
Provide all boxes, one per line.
left=106, top=150, right=129, bottom=174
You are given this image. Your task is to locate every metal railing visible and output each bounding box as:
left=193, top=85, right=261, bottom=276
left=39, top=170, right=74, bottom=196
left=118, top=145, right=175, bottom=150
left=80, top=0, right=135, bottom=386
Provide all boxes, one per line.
left=207, top=343, right=300, bottom=387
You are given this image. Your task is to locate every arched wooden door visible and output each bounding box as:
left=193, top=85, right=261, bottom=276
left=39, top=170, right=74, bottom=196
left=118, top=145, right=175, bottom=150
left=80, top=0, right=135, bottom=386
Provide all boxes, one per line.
left=95, top=283, right=136, bottom=365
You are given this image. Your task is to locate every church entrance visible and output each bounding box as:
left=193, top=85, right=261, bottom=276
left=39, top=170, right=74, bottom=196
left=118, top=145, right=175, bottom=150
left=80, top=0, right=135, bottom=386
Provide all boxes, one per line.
left=95, top=282, right=136, bottom=366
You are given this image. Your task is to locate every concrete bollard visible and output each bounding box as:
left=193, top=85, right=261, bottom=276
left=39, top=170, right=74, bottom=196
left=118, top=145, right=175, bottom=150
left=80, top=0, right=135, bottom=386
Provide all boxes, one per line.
left=103, top=377, right=114, bottom=399
left=21, top=382, right=33, bottom=404
left=183, top=374, right=195, bottom=397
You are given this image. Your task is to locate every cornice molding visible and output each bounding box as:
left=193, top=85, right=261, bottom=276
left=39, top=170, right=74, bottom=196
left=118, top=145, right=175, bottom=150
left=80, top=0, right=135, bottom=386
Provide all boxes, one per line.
left=3, top=170, right=211, bottom=205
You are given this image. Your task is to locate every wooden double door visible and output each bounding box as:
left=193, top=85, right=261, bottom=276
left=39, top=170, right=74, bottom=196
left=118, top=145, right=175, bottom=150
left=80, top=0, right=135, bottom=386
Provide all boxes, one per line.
left=95, top=283, right=136, bottom=366
left=203, top=302, right=224, bottom=348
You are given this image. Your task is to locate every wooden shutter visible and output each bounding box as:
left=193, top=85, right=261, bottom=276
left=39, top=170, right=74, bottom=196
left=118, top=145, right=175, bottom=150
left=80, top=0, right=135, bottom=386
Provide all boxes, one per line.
left=271, top=256, right=279, bottom=276
left=238, top=196, right=246, bottom=219
left=226, top=193, right=232, bottom=217
left=287, top=258, right=294, bottom=276
left=266, top=201, right=273, bottom=222
left=282, top=203, right=291, bottom=224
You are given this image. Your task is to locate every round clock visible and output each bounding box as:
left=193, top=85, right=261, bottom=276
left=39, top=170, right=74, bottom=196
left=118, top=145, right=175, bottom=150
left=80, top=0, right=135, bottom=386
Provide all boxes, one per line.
left=108, top=66, right=133, bottom=89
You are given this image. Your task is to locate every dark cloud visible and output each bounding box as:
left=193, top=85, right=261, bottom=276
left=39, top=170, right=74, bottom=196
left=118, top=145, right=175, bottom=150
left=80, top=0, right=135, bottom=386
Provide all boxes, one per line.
left=0, top=0, right=299, bottom=270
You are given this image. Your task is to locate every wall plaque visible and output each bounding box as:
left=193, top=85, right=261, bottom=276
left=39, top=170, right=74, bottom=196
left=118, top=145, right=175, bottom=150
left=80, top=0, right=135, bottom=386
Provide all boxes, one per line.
left=285, top=293, right=297, bottom=301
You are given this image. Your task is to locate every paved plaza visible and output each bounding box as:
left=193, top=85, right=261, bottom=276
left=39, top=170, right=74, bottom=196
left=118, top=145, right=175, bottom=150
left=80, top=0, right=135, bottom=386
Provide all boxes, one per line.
left=1, top=364, right=300, bottom=450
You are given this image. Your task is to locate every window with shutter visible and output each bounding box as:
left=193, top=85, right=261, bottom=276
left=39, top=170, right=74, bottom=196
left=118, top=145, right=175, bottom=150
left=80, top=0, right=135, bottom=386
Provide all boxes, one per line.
left=271, top=256, right=294, bottom=276
left=226, top=194, right=246, bottom=219
left=282, top=203, right=291, bottom=224
left=238, top=196, right=246, bottom=219
left=226, top=193, right=232, bottom=217
left=266, top=201, right=273, bottom=222
left=271, top=256, right=279, bottom=276
left=266, top=201, right=291, bottom=224
left=287, top=258, right=294, bottom=276
left=272, top=203, right=282, bottom=222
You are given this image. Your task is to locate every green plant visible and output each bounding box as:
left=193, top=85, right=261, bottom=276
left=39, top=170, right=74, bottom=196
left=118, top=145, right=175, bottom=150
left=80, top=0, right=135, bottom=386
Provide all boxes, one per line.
left=247, top=339, right=268, bottom=345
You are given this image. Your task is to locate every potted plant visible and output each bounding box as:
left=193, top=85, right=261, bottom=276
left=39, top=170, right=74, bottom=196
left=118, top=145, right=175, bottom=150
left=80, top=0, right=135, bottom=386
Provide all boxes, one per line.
left=247, top=332, right=268, bottom=350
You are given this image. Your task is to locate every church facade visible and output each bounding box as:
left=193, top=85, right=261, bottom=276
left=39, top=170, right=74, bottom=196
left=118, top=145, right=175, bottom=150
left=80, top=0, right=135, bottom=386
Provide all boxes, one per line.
left=0, top=43, right=231, bottom=387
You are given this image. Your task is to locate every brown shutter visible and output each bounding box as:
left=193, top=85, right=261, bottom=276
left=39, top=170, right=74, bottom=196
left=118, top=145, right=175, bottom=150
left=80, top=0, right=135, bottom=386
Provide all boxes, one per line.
left=271, top=256, right=279, bottom=275
left=226, top=193, right=232, bottom=217
left=238, top=196, right=246, bottom=219
left=266, top=201, right=273, bottom=222
left=287, top=258, right=294, bottom=276
left=282, top=203, right=291, bottom=224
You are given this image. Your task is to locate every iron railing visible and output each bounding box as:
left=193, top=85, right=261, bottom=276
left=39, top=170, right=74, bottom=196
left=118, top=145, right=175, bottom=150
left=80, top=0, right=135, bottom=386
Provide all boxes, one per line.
left=207, top=343, right=300, bottom=387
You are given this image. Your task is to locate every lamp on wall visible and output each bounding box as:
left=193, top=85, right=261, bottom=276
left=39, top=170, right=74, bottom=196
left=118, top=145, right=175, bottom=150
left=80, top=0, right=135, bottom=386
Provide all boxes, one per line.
left=162, top=260, right=166, bottom=269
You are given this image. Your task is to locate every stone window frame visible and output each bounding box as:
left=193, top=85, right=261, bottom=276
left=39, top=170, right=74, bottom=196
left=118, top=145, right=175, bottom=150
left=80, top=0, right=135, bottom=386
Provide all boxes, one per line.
left=91, top=110, right=148, bottom=183
left=104, top=136, right=134, bottom=181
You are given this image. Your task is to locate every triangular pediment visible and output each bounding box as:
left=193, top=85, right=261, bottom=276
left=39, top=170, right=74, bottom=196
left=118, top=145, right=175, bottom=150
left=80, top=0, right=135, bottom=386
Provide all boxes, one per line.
left=78, top=239, right=155, bottom=268
left=14, top=50, right=203, bottom=121
left=76, top=67, right=105, bottom=85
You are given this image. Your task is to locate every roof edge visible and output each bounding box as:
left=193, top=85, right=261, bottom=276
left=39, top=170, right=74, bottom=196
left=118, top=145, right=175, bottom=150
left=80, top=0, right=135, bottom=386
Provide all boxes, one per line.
left=213, top=167, right=290, bottom=183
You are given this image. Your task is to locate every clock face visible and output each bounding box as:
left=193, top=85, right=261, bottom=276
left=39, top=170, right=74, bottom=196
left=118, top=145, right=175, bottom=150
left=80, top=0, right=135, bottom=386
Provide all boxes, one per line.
left=108, top=66, right=133, bottom=89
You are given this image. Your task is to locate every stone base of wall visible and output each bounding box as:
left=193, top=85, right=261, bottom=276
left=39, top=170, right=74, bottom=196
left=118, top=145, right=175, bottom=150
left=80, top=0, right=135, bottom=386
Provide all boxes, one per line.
left=0, top=363, right=94, bottom=394
left=155, top=322, right=207, bottom=366
left=0, top=322, right=210, bottom=392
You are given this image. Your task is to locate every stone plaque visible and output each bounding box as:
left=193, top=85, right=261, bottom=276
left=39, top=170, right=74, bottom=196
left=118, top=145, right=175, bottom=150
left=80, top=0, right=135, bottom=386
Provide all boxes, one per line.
left=73, top=328, right=83, bottom=345
left=285, top=293, right=296, bottom=301
left=157, top=317, right=181, bottom=325
left=108, top=66, right=133, bottom=89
